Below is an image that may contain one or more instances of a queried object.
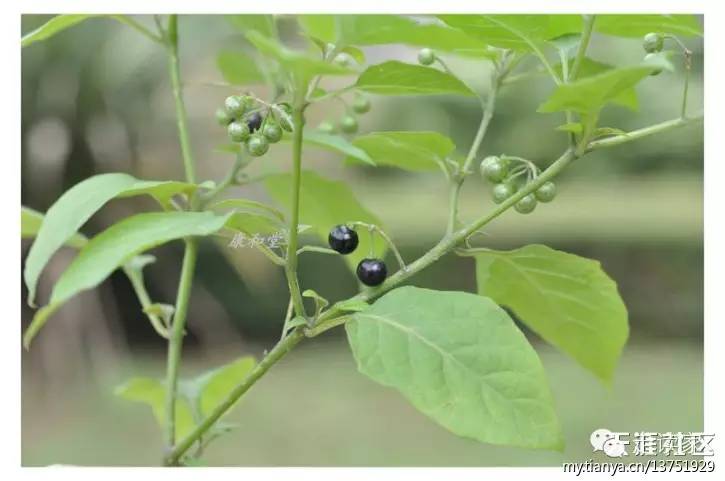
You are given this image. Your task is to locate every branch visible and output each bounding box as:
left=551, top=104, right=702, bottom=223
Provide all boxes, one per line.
left=284, top=101, right=308, bottom=319
left=165, top=328, right=305, bottom=465
left=586, top=115, right=702, bottom=152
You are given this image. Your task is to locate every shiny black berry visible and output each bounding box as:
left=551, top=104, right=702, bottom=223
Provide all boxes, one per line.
left=246, top=112, right=263, bottom=132
left=356, top=258, right=387, bottom=287
left=328, top=225, right=359, bottom=255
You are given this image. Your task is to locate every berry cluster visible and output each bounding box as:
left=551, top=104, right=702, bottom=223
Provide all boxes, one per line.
left=328, top=225, right=387, bottom=286
left=216, top=95, right=292, bottom=156
left=479, top=155, right=556, bottom=214
left=317, top=93, right=371, bottom=135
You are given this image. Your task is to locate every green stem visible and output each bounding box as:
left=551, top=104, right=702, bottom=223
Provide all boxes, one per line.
left=297, top=245, right=340, bottom=256
left=123, top=266, right=169, bottom=338
left=166, top=15, right=197, bottom=186
left=163, top=238, right=198, bottom=459
left=165, top=328, right=305, bottom=465
left=570, top=15, right=596, bottom=82
left=284, top=102, right=307, bottom=319
left=160, top=14, right=201, bottom=466
left=586, top=115, right=702, bottom=151
left=681, top=50, right=692, bottom=119
left=447, top=68, right=500, bottom=235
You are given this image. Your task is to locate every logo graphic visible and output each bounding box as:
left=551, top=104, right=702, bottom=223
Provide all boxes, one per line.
left=591, top=428, right=629, bottom=457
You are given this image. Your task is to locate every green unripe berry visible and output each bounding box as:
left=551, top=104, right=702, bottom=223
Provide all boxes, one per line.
left=352, top=96, right=371, bottom=114
left=224, top=95, right=246, bottom=119
left=535, top=181, right=557, bottom=203
left=318, top=121, right=336, bottom=134
left=215, top=107, right=232, bottom=126
left=643, top=32, right=664, bottom=53
left=480, top=156, right=508, bottom=183
left=340, top=115, right=358, bottom=134
left=334, top=53, right=351, bottom=67
left=262, top=123, right=283, bottom=143
left=418, top=48, right=435, bottom=66
left=227, top=121, right=250, bottom=142
left=515, top=194, right=537, bottom=214
left=246, top=134, right=269, bottom=157
left=644, top=53, right=663, bottom=76
left=492, top=183, right=516, bottom=204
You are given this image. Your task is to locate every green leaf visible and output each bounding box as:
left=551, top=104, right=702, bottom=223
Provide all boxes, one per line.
left=595, top=15, right=702, bottom=37
left=24, top=211, right=231, bottom=348
left=348, top=131, right=455, bottom=172
left=245, top=31, right=352, bottom=87
left=557, top=58, right=640, bottom=111
left=473, top=244, right=629, bottom=383
left=538, top=62, right=667, bottom=114
left=356, top=61, right=475, bottom=97
left=22, top=14, right=97, bottom=47
left=224, top=212, right=286, bottom=236
left=300, top=15, right=493, bottom=58
left=186, top=357, right=256, bottom=417
left=303, top=289, right=329, bottom=317
left=21, top=15, right=160, bottom=48
left=23, top=173, right=201, bottom=307
left=347, top=286, right=563, bottom=450
left=208, top=198, right=285, bottom=222
left=21, top=207, right=87, bottom=249
left=227, top=15, right=277, bottom=37
left=298, top=130, right=375, bottom=166
left=439, top=15, right=581, bottom=52
left=263, top=171, right=383, bottom=270
left=216, top=50, right=264, bottom=85
left=115, top=377, right=196, bottom=439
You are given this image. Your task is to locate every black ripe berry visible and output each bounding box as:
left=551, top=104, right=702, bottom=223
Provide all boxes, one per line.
left=246, top=112, right=263, bottom=132
left=356, top=258, right=387, bottom=287
left=328, top=225, right=359, bottom=255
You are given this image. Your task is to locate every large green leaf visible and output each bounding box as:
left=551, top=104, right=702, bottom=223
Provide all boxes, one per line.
left=245, top=31, right=352, bottom=87
left=292, top=130, right=375, bottom=166
left=356, top=61, right=475, bottom=97
left=23, top=173, right=200, bottom=307
left=21, top=207, right=87, bottom=249
left=439, top=15, right=581, bottom=52
left=348, top=131, right=455, bottom=172
left=216, top=50, right=264, bottom=85
left=347, top=286, right=563, bottom=450
left=22, top=14, right=97, bottom=47
left=538, top=62, right=668, bottom=114
left=474, top=244, right=628, bottom=383
left=21, top=14, right=160, bottom=48
left=595, top=15, right=702, bottom=37
left=24, top=211, right=231, bottom=348
left=299, top=15, right=493, bottom=58
left=181, top=356, right=256, bottom=417
left=556, top=58, right=639, bottom=111
left=115, top=378, right=196, bottom=440
left=263, top=170, right=383, bottom=269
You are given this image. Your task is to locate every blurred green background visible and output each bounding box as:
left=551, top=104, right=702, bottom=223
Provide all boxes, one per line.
left=21, top=15, right=703, bottom=466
